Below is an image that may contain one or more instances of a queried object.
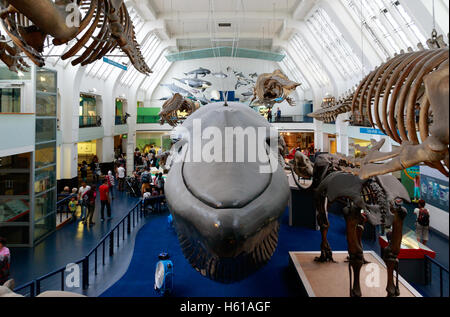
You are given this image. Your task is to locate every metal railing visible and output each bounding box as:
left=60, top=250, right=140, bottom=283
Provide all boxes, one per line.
left=270, top=116, right=314, bottom=124
left=425, top=255, right=449, bottom=297
left=56, top=194, right=76, bottom=225
left=79, top=115, right=101, bottom=128
left=14, top=200, right=148, bottom=297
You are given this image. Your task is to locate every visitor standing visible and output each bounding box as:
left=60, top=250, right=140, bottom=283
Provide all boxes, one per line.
left=0, top=237, right=10, bottom=285
left=78, top=182, right=91, bottom=221
left=83, top=185, right=97, bottom=226
left=267, top=109, right=272, bottom=123
left=106, top=171, right=115, bottom=200
left=155, top=172, right=165, bottom=195
left=99, top=179, right=112, bottom=221
left=276, top=108, right=281, bottom=122
left=117, top=164, right=126, bottom=191
left=413, top=175, right=421, bottom=203
left=414, top=199, right=430, bottom=245
left=80, top=161, right=88, bottom=182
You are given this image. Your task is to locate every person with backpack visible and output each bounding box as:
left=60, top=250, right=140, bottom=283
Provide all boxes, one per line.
left=414, top=199, right=430, bottom=245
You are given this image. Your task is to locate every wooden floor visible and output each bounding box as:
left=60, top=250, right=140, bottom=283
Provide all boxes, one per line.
left=290, top=251, right=422, bottom=297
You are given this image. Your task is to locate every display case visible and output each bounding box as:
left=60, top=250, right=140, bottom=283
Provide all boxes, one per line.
left=379, top=231, right=436, bottom=284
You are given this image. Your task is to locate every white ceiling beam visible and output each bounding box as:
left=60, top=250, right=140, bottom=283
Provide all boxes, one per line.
left=293, top=0, right=318, bottom=20
left=132, top=0, right=159, bottom=21
left=173, top=32, right=278, bottom=40
left=158, top=11, right=290, bottom=21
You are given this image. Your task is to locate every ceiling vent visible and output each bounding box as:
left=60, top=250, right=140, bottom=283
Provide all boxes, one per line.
left=218, top=23, right=232, bottom=28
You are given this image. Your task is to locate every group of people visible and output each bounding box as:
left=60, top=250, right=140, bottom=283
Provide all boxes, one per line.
left=267, top=107, right=282, bottom=123
left=134, top=146, right=164, bottom=170
left=61, top=168, right=120, bottom=226
left=72, top=178, right=114, bottom=226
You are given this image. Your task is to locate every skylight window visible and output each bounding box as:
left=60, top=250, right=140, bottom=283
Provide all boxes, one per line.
left=289, top=34, right=330, bottom=87
left=306, top=8, right=362, bottom=80
left=342, top=0, right=428, bottom=59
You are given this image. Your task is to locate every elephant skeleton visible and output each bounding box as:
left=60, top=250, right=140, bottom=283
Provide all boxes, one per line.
left=0, top=0, right=151, bottom=75
left=250, top=69, right=301, bottom=108
left=289, top=152, right=410, bottom=297
left=350, top=40, right=449, bottom=179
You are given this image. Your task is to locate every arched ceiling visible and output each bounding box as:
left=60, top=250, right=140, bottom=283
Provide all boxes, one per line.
left=125, top=0, right=449, bottom=101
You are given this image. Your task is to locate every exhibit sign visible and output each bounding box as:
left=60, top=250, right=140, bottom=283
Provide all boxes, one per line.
left=359, top=127, right=385, bottom=136
left=103, top=57, right=128, bottom=71
left=420, top=166, right=449, bottom=212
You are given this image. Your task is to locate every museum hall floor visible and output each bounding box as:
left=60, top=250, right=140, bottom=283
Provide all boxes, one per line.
left=10, top=187, right=448, bottom=297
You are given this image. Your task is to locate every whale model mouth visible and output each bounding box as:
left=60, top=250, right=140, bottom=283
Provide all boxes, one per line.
left=165, top=102, right=289, bottom=283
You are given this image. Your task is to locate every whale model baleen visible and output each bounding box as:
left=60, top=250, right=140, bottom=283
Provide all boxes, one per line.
left=165, top=102, right=290, bottom=283
left=185, top=67, right=211, bottom=78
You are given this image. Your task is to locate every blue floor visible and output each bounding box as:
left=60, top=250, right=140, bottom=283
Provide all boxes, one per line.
left=10, top=187, right=140, bottom=287
left=101, top=209, right=379, bottom=297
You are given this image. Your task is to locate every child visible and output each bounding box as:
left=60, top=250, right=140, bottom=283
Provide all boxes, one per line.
left=68, top=196, right=78, bottom=220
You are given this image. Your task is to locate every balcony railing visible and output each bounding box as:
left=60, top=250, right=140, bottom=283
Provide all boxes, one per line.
left=137, top=115, right=160, bottom=124
left=79, top=116, right=101, bottom=128
left=271, top=116, right=314, bottom=123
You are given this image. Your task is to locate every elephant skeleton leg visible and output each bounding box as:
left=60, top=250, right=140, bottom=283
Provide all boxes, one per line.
left=383, top=206, right=407, bottom=297
left=345, top=206, right=365, bottom=297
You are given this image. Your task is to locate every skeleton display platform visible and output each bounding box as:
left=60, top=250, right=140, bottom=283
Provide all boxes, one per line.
left=289, top=251, right=422, bottom=297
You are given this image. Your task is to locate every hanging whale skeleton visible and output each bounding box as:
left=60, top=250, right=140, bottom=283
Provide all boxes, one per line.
left=0, top=0, right=151, bottom=74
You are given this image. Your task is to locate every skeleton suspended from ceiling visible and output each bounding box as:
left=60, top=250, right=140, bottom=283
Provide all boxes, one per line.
left=250, top=69, right=301, bottom=108
left=0, top=0, right=151, bottom=74
left=159, top=93, right=200, bottom=127
left=308, top=92, right=354, bottom=123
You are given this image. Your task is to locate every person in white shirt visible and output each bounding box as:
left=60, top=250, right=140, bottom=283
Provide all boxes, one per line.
left=78, top=182, right=91, bottom=221
left=414, top=199, right=430, bottom=245
left=117, top=165, right=126, bottom=191
left=106, top=171, right=115, bottom=200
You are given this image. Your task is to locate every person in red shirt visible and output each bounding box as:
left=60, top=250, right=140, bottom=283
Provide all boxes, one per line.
left=99, top=178, right=112, bottom=221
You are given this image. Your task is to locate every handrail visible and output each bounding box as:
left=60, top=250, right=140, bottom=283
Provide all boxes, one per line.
left=424, top=255, right=449, bottom=297
left=425, top=255, right=449, bottom=273
left=13, top=198, right=158, bottom=297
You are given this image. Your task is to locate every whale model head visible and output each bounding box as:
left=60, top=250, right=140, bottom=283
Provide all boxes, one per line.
left=165, top=102, right=290, bottom=283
